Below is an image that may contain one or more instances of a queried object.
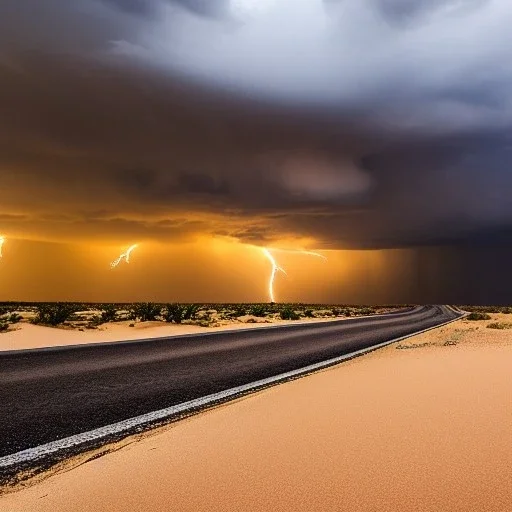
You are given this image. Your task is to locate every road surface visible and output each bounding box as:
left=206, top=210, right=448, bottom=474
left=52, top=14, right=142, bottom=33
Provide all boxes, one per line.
left=0, top=305, right=459, bottom=460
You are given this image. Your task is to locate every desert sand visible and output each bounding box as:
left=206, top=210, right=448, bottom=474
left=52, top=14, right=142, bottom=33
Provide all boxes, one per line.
left=1, top=314, right=511, bottom=511
left=0, top=316, right=342, bottom=352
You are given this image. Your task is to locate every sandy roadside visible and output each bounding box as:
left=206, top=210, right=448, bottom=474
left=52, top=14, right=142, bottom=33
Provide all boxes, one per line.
left=0, top=316, right=343, bottom=352
left=1, top=314, right=511, bottom=511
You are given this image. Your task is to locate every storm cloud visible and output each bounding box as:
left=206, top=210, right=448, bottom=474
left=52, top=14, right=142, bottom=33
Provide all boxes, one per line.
left=1, top=0, right=512, bottom=251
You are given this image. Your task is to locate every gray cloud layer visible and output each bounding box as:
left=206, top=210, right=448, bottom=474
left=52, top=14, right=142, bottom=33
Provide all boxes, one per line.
left=1, top=0, right=512, bottom=249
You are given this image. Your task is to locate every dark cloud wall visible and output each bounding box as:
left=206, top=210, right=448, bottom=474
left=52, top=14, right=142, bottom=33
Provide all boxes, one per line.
left=0, top=0, right=511, bottom=302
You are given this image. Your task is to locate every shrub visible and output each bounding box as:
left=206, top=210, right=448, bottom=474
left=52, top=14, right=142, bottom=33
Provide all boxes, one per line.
left=183, top=304, right=200, bottom=321
left=223, top=306, right=246, bottom=319
left=250, top=305, right=267, bottom=317
left=129, top=303, right=161, bottom=322
left=0, top=312, right=22, bottom=324
left=462, top=306, right=512, bottom=314
left=100, top=304, right=118, bottom=323
left=163, top=304, right=187, bottom=324
left=467, top=312, right=492, bottom=321
left=234, top=305, right=247, bottom=317
left=0, top=321, right=9, bottom=332
left=33, top=303, right=77, bottom=326
left=280, top=307, right=300, bottom=321
left=0, top=306, right=13, bottom=317
left=487, top=322, right=512, bottom=330
left=303, top=309, right=314, bottom=318
left=8, top=313, right=22, bottom=324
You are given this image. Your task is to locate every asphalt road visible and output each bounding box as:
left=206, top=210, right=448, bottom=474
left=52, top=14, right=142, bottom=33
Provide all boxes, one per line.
left=0, top=305, right=459, bottom=458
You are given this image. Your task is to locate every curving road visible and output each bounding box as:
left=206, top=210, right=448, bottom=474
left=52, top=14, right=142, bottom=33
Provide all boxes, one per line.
left=0, top=305, right=460, bottom=460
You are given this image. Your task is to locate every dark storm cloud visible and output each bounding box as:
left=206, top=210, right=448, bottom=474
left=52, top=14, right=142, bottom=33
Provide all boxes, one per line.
left=371, top=0, right=487, bottom=23
left=172, top=0, right=229, bottom=17
left=1, top=0, right=512, bottom=251
left=177, top=173, right=231, bottom=196
left=102, top=0, right=228, bottom=18
left=102, top=0, right=155, bottom=15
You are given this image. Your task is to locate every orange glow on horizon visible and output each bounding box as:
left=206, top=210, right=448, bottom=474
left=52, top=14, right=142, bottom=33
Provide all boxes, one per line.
left=0, top=236, right=404, bottom=304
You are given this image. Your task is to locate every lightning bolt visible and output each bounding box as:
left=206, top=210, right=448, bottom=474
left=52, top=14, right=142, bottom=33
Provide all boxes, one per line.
left=262, top=248, right=287, bottom=303
left=272, top=248, right=328, bottom=261
left=0, top=236, right=5, bottom=259
left=262, top=247, right=327, bottom=303
left=111, top=244, right=138, bottom=269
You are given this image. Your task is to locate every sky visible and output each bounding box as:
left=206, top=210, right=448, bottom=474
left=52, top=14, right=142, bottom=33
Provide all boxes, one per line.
left=1, top=0, right=512, bottom=303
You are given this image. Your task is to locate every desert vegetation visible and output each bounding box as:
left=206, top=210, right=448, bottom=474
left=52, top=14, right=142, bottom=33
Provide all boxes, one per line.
left=161, top=304, right=201, bottom=323
left=487, top=322, right=512, bottom=330
left=99, top=304, right=118, bottom=323
left=462, top=305, right=512, bottom=314
left=280, top=306, right=300, bottom=320
left=129, top=303, right=162, bottom=322
left=32, top=303, right=77, bottom=326
left=466, top=312, right=492, bottom=321
left=0, top=301, right=411, bottom=332
left=0, top=306, right=25, bottom=332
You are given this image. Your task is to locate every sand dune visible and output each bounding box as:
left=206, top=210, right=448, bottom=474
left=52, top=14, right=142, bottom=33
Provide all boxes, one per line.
left=1, top=315, right=511, bottom=511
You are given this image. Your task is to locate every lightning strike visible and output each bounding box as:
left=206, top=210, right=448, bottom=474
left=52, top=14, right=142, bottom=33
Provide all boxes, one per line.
left=0, top=236, right=5, bottom=259
left=273, top=248, right=328, bottom=261
left=261, top=247, right=328, bottom=303
left=110, top=244, right=138, bottom=269
left=262, top=248, right=287, bottom=303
